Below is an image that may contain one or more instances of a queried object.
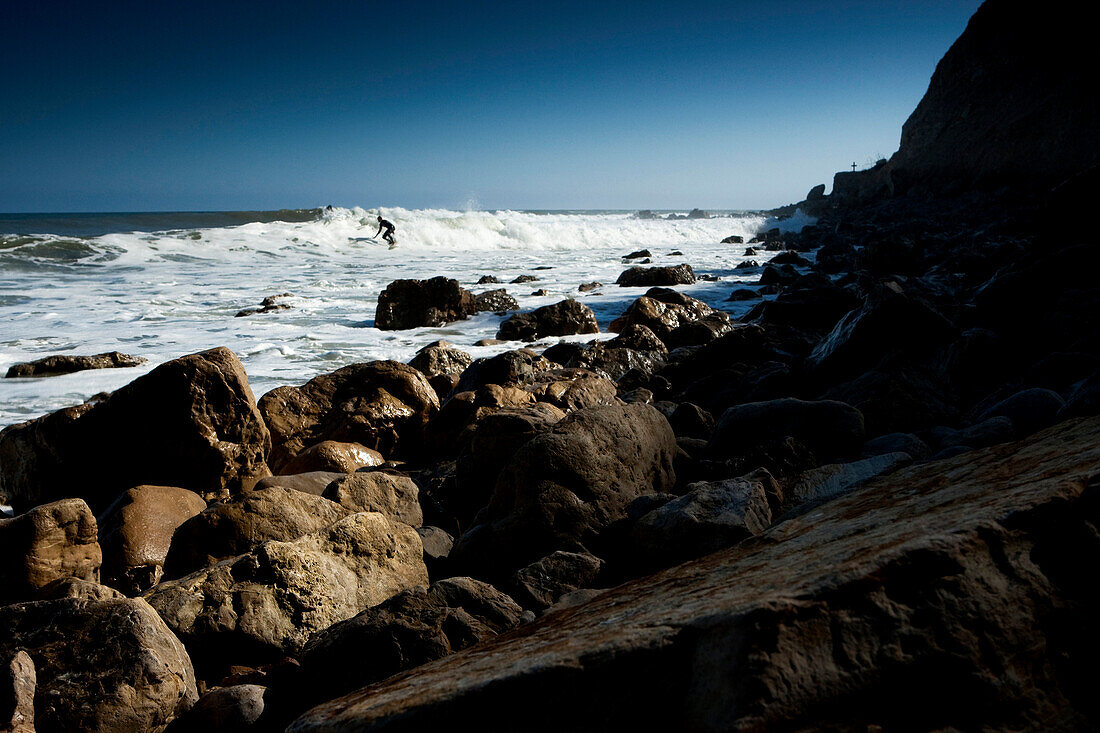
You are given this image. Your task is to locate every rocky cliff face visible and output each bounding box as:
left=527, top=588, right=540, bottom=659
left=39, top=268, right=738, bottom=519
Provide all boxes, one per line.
left=829, top=0, right=1099, bottom=205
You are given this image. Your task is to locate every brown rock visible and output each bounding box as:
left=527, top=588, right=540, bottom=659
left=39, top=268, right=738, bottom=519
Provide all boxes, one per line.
left=289, top=416, right=1100, bottom=733
left=525, top=369, right=619, bottom=412
left=164, top=683, right=267, bottom=733
left=259, top=360, right=439, bottom=471
left=5, top=351, right=148, bottom=379
left=279, top=441, right=384, bottom=475
left=322, top=472, right=423, bottom=527
left=163, top=487, right=351, bottom=579
left=408, top=345, right=473, bottom=379
left=98, top=485, right=207, bottom=595
left=254, top=471, right=346, bottom=496
left=496, top=299, right=599, bottom=342
left=609, top=288, right=713, bottom=341
left=509, top=551, right=604, bottom=611
left=0, top=347, right=271, bottom=511
left=146, top=512, right=428, bottom=675
left=36, top=577, right=125, bottom=602
left=0, top=595, right=198, bottom=733
left=615, top=264, right=695, bottom=287
left=0, top=498, right=100, bottom=604
left=374, top=277, right=478, bottom=330
left=1, top=651, right=34, bottom=733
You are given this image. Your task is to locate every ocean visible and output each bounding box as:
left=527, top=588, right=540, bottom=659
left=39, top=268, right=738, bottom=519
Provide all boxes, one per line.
left=0, top=206, right=814, bottom=429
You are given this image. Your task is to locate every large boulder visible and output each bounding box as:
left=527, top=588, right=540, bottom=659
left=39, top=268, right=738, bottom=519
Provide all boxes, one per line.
left=289, top=416, right=1100, bottom=733
left=253, top=471, right=346, bottom=496
left=374, top=277, right=478, bottom=330
left=165, top=684, right=266, bottom=733
left=98, top=485, right=207, bottom=595
left=278, top=440, right=384, bottom=475
left=1, top=650, right=34, bottom=733
left=0, top=347, right=271, bottom=512
left=508, top=551, right=604, bottom=611
left=609, top=288, right=714, bottom=342
left=0, top=498, right=101, bottom=605
left=976, top=387, right=1065, bottom=438
left=496, top=299, right=599, bottom=342
left=451, top=403, right=677, bottom=579
left=708, top=398, right=865, bottom=464
left=321, top=472, right=423, bottom=527
left=297, top=577, right=525, bottom=709
left=474, top=289, right=519, bottom=313
left=0, top=594, right=198, bottom=733
left=163, top=486, right=351, bottom=579
left=408, top=344, right=473, bottom=379
left=615, top=264, right=695, bottom=287
left=146, top=512, right=427, bottom=675
left=5, top=351, right=147, bottom=378
left=258, top=360, right=439, bottom=471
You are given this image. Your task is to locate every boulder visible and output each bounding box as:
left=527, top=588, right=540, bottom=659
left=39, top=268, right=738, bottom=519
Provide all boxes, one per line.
left=862, top=432, right=930, bottom=460
left=609, top=289, right=713, bottom=341
left=451, top=403, right=677, bottom=579
left=289, top=416, right=1100, bottom=733
left=663, top=313, right=733, bottom=350
left=727, top=288, right=760, bottom=301
left=667, top=402, right=715, bottom=439
left=36, top=577, right=124, bottom=602
left=452, top=350, right=555, bottom=394
left=721, top=235, right=744, bottom=244
left=632, top=476, right=773, bottom=568
left=578, top=282, right=602, bottom=292
left=0, top=595, right=198, bottom=733
left=165, top=684, right=266, bottom=733
left=476, top=275, right=499, bottom=285
left=976, top=387, right=1065, bottom=438
left=146, top=512, right=428, bottom=675
left=767, top=251, right=810, bottom=267
left=525, top=369, right=619, bottom=412
left=708, top=398, right=865, bottom=464
left=806, top=183, right=826, bottom=200
left=0, top=347, right=271, bottom=512
left=297, top=577, right=525, bottom=709
left=508, top=551, right=605, bottom=611
left=258, top=360, right=439, bottom=471
left=474, top=289, right=519, bottom=313
left=821, top=366, right=958, bottom=437
left=163, top=487, right=351, bottom=579
left=374, top=277, right=478, bottom=330
left=566, top=344, right=665, bottom=383
left=279, top=440, right=384, bottom=475
left=605, top=324, right=668, bottom=354
left=616, top=264, right=695, bottom=287
left=934, top=416, right=1015, bottom=452
left=0, top=498, right=100, bottom=605
left=253, top=471, right=347, bottom=495
left=5, top=351, right=148, bottom=378
left=1059, top=369, right=1100, bottom=420
left=98, top=485, right=207, bottom=595
left=622, top=249, right=651, bottom=260
left=1, top=650, right=34, bottom=733
left=788, top=452, right=913, bottom=508
left=321, top=472, right=423, bottom=527
left=409, top=345, right=473, bottom=378
left=416, top=526, right=454, bottom=578
left=496, top=299, right=599, bottom=342
left=510, top=275, right=539, bottom=284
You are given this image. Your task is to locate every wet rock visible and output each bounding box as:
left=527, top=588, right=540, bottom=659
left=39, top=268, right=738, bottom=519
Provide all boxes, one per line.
left=409, top=345, right=474, bottom=379
left=165, top=684, right=266, bottom=733
left=606, top=323, right=668, bottom=354
left=163, top=487, right=351, bottom=579
left=668, top=402, right=714, bottom=439
left=664, top=313, right=734, bottom=350
left=5, top=351, right=148, bottom=378
left=622, top=249, right=651, bottom=260
left=375, top=277, right=478, bottom=330
left=453, top=350, right=555, bottom=394
left=530, top=288, right=549, bottom=296
left=258, top=360, right=438, bottom=470
left=451, top=403, right=677, bottom=579
left=1059, top=369, right=1100, bottom=420
left=297, top=577, right=525, bottom=711
left=735, top=259, right=759, bottom=269
left=567, top=343, right=665, bottom=382
left=98, top=485, right=207, bottom=595
left=321, top=472, right=423, bottom=527
left=279, top=440, right=384, bottom=475
left=474, top=288, right=518, bottom=313
left=767, top=251, right=810, bottom=266
left=616, top=264, right=695, bottom=287
left=1, top=650, right=34, bottom=733
left=727, top=288, right=760, bottom=301
left=0, top=594, right=198, bottom=733
left=511, top=275, right=539, bottom=284
left=578, top=282, right=602, bottom=292
left=721, top=235, right=744, bottom=244
left=236, top=293, right=293, bottom=317
left=525, top=369, right=618, bottom=412
left=609, top=288, right=712, bottom=342
left=289, top=417, right=1100, bottom=733
left=497, top=299, right=599, bottom=342
left=788, top=452, right=913, bottom=509
left=759, top=263, right=799, bottom=286
left=509, top=551, right=604, bottom=611
left=976, top=387, right=1065, bottom=438
left=744, top=246, right=758, bottom=256
left=631, top=475, right=773, bottom=568
left=146, top=512, right=427, bottom=675
left=476, top=275, right=499, bottom=285
left=0, top=498, right=100, bottom=605
left=0, top=347, right=271, bottom=512
left=708, top=398, right=865, bottom=464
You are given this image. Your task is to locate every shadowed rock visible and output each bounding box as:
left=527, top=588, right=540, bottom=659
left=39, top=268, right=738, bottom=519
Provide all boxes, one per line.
left=615, top=264, right=695, bottom=287
left=5, top=351, right=148, bottom=378
left=375, top=277, right=478, bottom=330
left=497, top=299, right=599, bottom=342
left=0, top=498, right=101, bottom=604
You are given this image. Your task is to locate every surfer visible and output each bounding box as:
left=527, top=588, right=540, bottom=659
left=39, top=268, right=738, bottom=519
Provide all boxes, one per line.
left=374, top=216, right=396, bottom=245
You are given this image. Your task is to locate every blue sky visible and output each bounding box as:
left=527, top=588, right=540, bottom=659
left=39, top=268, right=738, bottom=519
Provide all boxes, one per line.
left=0, top=1, right=981, bottom=212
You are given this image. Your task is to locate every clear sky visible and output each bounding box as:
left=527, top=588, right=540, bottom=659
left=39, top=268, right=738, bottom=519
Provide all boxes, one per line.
left=0, top=0, right=981, bottom=212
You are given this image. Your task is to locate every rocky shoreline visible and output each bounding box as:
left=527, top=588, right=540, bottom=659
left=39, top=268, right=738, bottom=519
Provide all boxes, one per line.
left=3, top=1, right=1100, bottom=731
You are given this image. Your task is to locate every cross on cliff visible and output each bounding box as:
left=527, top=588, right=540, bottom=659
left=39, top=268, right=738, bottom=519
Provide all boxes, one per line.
left=851, top=162, right=857, bottom=172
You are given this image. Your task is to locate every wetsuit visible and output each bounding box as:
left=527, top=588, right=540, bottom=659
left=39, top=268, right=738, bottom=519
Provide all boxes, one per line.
left=376, top=219, right=396, bottom=244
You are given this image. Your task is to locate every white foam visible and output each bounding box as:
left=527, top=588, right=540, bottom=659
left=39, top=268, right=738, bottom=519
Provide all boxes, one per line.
left=0, top=208, right=813, bottom=427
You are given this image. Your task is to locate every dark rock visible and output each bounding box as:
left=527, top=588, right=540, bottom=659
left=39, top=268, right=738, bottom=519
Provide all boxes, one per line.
left=578, top=282, right=602, bottom=292
left=279, top=440, right=384, bottom=475
left=0, top=498, right=101, bottom=605
left=375, top=277, right=478, bottom=330
left=253, top=471, right=346, bottom=496
left=321, top=472, right=423, bottom=526
left=606, top=324, right=668, bottom=354
left=821, top=366, right=958, bottom=437
left=1, top=650, right=34, bottom=733
left=976, top=388, right=1065, bottom=438
left=416, top=526, right=454, bottom=577
left=0, top=347, right=271, bottom=512
left=1026, top=352, right=1100, bottom=394
left=476, top=275, right=500, bottom=285
left=609, top=288, right=712, bottom=342
left=862, top=432, right=931, bottom=460
left=788, top=452, right=913, bottom=509
left=409, top=345, right=474, bottom=378
left=663, top=313, right=734, bottom=350
left=511, top=275, right=539, bottom=284
left=726, top=288, right=760, bottom=301
left=289, top=417, right=1100, bottom=733
left=497, top=299, right=599, bottom=342
left=668, top=402, right=715, bottom=439
left=687, top=209, right=710, bottom=219
left=0, top=594, right=198, bottom=733
left=622, top=249, right=651, bottom=260
left=474, top=288, right=518, bottom=313
left=721, top=235, right=744, bottom=244
left=5, top=351, right=148, bottom=378
left=615, top=264, right=695, bottom=287
left=934, top=416, right=1015, bottom=451
left=758, top=264, right=799, bottom=286
left=735, top=259, right=759, bottom=269
left=806, top=183, right=826, bottom=200
left=163, top=487, right=351, bottom=579
left=451, top=403, right=677, bottom=579
left=509, top=551, right=604, bottom=611
left=708, top=398, right=865, bottom=464
left=258, top=360, right=438, bottom=470
left=165, top=684, right=266, bottom=733
left=767, top=251, right=810, bottom=266
left=744, top=246, right=758, bottom=256
left=1059, top=369, right=1100, bottom=420
left=98, top=485, right=207, bottom=595
left=566, top=344, right=665, bottom=383
left=298, top=577, right=525, bottom=707
left=530, top=289, right=549, bottom=296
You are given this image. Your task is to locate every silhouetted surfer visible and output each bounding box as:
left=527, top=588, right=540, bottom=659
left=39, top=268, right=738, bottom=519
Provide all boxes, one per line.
left=375, top=216, right=396, bottom=245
